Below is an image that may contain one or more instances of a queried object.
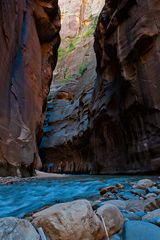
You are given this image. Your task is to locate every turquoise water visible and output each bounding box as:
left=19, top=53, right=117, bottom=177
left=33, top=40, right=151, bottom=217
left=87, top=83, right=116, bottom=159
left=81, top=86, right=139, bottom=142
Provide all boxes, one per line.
left=0, top=175, right=157, bottom=218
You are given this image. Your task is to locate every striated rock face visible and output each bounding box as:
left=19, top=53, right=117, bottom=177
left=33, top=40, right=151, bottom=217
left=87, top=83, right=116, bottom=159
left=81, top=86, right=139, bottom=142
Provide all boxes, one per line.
left=91, top=0, right=160, bottom=173
left=41, top=0, right=160, bottom=174
left=40, top=60, right=95, bottom=173
left=0, top=0, right=60, bottom=176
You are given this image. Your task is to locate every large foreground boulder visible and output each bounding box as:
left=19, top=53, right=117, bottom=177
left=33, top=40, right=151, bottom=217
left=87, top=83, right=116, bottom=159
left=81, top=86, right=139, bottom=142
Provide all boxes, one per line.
left=96, top=204, right=124, bottom=236
left=123, top=220, right=160, bottom=240
left=0, top=217, right=40, bottom=240
left=32, top=199, right=105, bottom=240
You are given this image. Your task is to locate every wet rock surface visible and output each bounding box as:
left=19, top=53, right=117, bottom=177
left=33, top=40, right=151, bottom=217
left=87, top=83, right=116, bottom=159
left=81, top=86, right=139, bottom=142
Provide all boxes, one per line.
left=32, top=199, right=105, bottom=240
left=96, top=203, right=124, bottom=236
left=123, top=221, right=160, bottom=240
left=0, top=177, right=160, bottom=239
left=0, top=0, right=60, bottom=176
left=0, top=217, right=40, bottom=240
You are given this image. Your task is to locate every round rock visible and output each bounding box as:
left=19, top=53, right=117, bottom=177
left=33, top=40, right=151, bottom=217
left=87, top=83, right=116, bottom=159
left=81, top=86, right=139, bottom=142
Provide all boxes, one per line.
left=96, top=203, right=124, bottom=236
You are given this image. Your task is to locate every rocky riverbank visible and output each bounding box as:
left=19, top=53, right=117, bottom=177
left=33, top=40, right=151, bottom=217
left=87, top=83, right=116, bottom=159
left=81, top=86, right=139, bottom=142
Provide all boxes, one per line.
left=1, top=177, right=160, bottom=239
left=0, top=170, right=67, bottom=185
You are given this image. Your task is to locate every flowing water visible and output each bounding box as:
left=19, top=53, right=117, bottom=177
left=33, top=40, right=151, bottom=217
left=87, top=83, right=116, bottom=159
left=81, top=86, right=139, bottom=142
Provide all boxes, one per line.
left=0, top=175, right=157, bottom=218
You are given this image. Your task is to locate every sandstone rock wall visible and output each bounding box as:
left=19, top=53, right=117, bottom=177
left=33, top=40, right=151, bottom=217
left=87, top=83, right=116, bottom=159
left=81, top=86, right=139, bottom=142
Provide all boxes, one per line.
left=0, top=0, right=60, bottom=176
left=60, top=0, right=105, bottom=38
left=91, top=0, right=160, bottom=173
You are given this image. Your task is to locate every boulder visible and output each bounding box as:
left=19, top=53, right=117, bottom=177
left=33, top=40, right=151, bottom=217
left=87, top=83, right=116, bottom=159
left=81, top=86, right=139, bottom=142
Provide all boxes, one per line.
left=100, top=186, right=118, bottom=195
left=144, top=217, right=160, bottom=227
left=126, top=200, right=145, bottom=212
left=33, top=199, right=105, bottom=240
left=134, top=179, right=154, bottom=190
left=0, top=217, right=40, bottom=240
left=121, top=210, right=145, bottom=221
left=123, top=220, right=160, bottom=240
left=145, top=193, right=157, bottom=199
left=147, top=187, right=160, bottom=195
left=144, top=196, right=160, bottom=211
left=143, top=209, right=160, bottom=220
left=104, top=200, right=127, bottom=210
left=96, top=204, right=124, bottom=236
left=115, top=184, right=124, bottom=189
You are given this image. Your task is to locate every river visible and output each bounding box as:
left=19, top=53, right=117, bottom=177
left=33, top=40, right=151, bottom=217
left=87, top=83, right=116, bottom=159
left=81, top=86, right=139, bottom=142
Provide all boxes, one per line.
left=0, top=175, right=157, bottom=218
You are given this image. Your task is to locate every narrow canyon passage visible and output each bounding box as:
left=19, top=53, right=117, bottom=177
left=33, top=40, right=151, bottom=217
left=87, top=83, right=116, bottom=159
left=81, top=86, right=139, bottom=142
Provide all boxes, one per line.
left=0, top=1, right=160, bottom=240
left=40, top=0, right=160, bottom=175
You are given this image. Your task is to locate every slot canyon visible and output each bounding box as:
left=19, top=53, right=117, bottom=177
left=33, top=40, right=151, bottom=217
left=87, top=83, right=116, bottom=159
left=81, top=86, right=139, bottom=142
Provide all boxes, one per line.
left=0, top=1, right=160, bottom=240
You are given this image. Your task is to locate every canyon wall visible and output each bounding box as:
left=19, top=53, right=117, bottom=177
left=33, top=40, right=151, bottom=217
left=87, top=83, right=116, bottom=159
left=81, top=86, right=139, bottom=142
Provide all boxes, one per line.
left=41, top=0, right=160, bottom=174
left=60, top=0, right=105, bottom=38
left=0, top=0, right=60, bottom=176
left=91, top=0, right=160, bottom=173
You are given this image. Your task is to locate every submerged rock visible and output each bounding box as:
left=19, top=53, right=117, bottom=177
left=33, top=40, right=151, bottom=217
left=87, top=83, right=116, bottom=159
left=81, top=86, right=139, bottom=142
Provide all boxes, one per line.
left=32, top=199, right=105, bottom=240
left=0, top=217, right=40, bottom=240
left=123, top=220, right=160, bottom=240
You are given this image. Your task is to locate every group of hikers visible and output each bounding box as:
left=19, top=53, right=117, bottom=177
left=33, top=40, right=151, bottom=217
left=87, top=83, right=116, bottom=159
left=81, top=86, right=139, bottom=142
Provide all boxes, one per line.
left=43, top=161, right=64, bottom=173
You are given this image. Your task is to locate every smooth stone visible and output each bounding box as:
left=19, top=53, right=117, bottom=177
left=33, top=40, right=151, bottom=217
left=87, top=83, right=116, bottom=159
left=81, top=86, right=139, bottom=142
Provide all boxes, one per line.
left=104, top=200, right=127, bottom=210
left=144, top=196, right=160, bottom=211
left=119, top=191, right=138, bottom=200
left=144, top=217, right=160, bottom=227
left=131, top=189, right=146, bottom=196
left=143, top=209, right=160, bottom=220
left=0, top=217, right=40, bottom=240
left=96, top=203, right=124, bottom=236
left=33, top=199, right=105, bottom=240
left=134, top=179, right=154, bottom=190
left=115, top=183, right=125, bottom=189
left=100, top=186, right=118, bottom=195
left=126, top=200, right=145, bottom=212
left=145, top=193, right=157, bottom=198
left=121, top=210, right=145, bottom=221
left=123, top=220, right=160, bottom=240
left=147, top=187, right=160, bottom=194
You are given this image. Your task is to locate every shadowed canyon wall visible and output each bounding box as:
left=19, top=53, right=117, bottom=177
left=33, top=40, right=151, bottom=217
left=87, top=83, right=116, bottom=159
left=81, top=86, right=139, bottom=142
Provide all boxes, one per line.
left=41, top=0, right=160, bottom=174
left=0, top=0, right=60, bottom=176
left=91, top=0, right=160, bottom=173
